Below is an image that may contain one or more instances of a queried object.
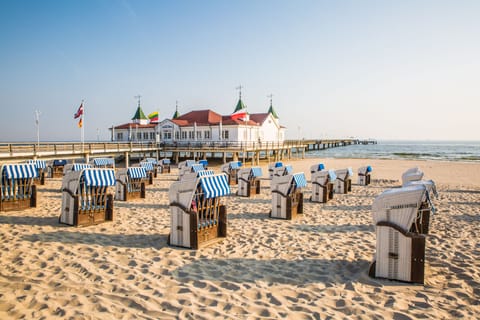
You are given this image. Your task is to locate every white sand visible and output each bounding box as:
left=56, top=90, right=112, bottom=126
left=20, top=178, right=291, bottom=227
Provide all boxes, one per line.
left=0, top=158, right=479, bottom=319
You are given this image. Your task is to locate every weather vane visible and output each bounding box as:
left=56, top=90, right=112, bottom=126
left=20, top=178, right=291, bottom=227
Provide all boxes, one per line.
left=134, top=94, right=141, bottom=107
left=236, top=85, right=243, bottom=100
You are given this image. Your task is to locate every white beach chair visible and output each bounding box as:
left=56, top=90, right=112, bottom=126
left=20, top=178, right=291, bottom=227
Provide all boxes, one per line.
left=334, top=168, right=353, bottom=194
left=180, top=169, right=215, bottom=182
left=357, top=166, right=372, bottom=186
left=168, top=173, right=230, bottom=249
left=159, top=158, right=171, bottom=174
left=309, top=163, right=325, bottom=176
left=220, top=161, right=242, bottom=185
left=311, top=169, right=337, bottom=203
left=0, top=164, right=38, bottom=212
left=178, top=160, right=196, bottom=179
left=369, top=185, right=432, bottom=284
left=179, top=163, right=209, bottom=181
left=401, top=167, right=424, bottom=186
left=268, top=162, right=284, bottom=179
left=115, top=167, right=147, bottom=201
left=237, top=167, right=263, bottom=197
left=26, top=159, right=47, bottom=185
left=271, top=164, right=293, bottom=178
left=90, top=157, right=115, bottom=169
left=270, top=172, right=307, bottom=220
left=60, top=168, right=116, bottom=227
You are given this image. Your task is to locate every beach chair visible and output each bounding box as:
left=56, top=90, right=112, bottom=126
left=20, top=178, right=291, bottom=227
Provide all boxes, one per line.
left=142, top=158, right=159, bottom=177
left=180, top=169, right=215, bottom=182
left=334, top=168, right=353, bottom=194
left=159, top=158, right=171, bottom=174
left=369, top=185, right=434, bottom=284
left=168, top=173, right=230, bottom=249
left=309, top=163, right=325, bottom=176
left=0, top=164, right=37, bottom=212
left=311, top=170, right=336, bottom=203
left=403, top=179, right=438, bottom=234
left=60, top=168, right=115, bottom=227
left=26, top=159, right=47, bottom=185
left=357, top=166, right=372, bottom=186
left=179, top=163, right=206, bottom=181
left=115, top=167, right=147, bottom=201
left=139, top=161, right=155, bottom=185
left=198, top=160, right=208, bottom=170
left=268, top=162, right=284, bottom=179
left=272, top=164, right=293, bottom=178
left=237, top=167, right=262, bottom=197
left=270, top=172, right=307, bottom=220
left=90, top=157, right=115, bottom=169
left=49, top=159, right=67, bottom=178
left=178, top=159, right=196, bottom=179
left=63, top=163, right=92, bottom=176
left=402, top=167, right=424, bottom=186
left=221, top=161, right=242, bottom=185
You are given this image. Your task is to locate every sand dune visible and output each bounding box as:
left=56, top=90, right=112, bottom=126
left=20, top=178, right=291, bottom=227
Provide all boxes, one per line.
left=0, top=158, right=479, bottom=319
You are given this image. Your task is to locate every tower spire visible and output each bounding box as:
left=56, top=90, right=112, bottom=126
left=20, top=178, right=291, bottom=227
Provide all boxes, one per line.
left=236, top=85, right=243, bottom=100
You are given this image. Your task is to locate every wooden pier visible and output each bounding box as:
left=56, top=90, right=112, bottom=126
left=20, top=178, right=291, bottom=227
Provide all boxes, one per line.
left=0, top=139, right=376, bottom=165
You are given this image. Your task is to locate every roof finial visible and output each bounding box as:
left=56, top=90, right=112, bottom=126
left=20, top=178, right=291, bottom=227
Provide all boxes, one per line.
left=267, top=93, right=273, bottom=107
left=236, top=85, right=243, bottom=100
left=134, top=94, right=141, bottom=108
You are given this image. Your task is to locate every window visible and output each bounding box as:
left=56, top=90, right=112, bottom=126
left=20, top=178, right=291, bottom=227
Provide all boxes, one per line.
left=137, top=133, right=142, bottom=140
left=196, top=131, right=202, bottom=139
left=149, top=132, right=155, bottom=140
left=181, top=131, right=187, bottom=139
left=222, top=130, right=229, bottom=140
left=143, top=132, right=149, bottom=140
left=204, top=130, right=211, bottom=139
left=117, top=132, right=123, bottom=140
left=175, top=131, right=180, bottom=140
left=163, top=132, right=172, bottom=139
left=188, top=131, right=194, bottom=139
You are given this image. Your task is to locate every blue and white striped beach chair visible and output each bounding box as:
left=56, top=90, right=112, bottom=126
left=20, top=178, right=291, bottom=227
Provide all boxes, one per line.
left=169, top=173, right=230, bottom=249
left=270, top=172, right=307, bottom=220
left=159, top=158, right=171, bottom=173
left=91, top=157, right=115, bottom=169
left=140, top=161, right=155, bottom=184
left=1, top=163, right=38, bottom=211
left=115, top=167, right=147, bottom=201
left=26, top=159, right=47, bottom=185
left=237, top=166, right=262, bottom=197
left=60, top=168, right=116, bottom=226
left=220, top=161, right=242, bottom=185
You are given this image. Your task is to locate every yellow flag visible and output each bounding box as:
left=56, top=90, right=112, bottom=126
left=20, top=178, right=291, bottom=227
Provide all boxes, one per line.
left=78, top=118, right=83, bottom=128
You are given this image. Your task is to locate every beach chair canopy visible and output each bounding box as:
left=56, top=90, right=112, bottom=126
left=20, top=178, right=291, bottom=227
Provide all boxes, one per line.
left=285, top=165, right=293, bottom=174
left=328, top=170, right=337, bottom=181
left=161, top=159, right=171, bottom=165
left=251, top=167, right=263, bottom=178
left=198, top=160, right=208, bottom=168
left=199, top=174, right=230, bottom=199
left=26, top=159, right=47, bottom=169
left=348, top=167, right=353, bottom=177
left=2, top=164, right=37, bottom=179
left=82, top=169, right=116, bottom=187
left=72, top=164, right=92, bottom=171
left=358, top=166, right=372, bottom=175
left=317, top=163, right=325, bottom=171
left=191, top=164, right=206, bottom=173
left=127, top=167, right=147, bottom=179
left=140, top=161, right=155, bottom=172
left=144, top=158, right=158, bottom=164
left=293, top=173, right=308, bottom=188
left=53, top=159, right=67, bottom=166
left=229, top=161, right=242, bottom=169
left=93, top=158, right=115, bottom=166
left=186, top=160, right=196, bottom=167
left=275, top=162, right=283, bottom=168
left=197, top=170, right=215, bottom=177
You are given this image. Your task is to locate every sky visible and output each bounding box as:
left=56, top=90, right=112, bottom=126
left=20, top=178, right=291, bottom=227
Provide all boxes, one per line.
left=1, top=0, right=479, bottom=142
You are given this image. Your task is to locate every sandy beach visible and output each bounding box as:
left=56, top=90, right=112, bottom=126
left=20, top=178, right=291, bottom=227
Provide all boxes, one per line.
left=0, top=157, right=479, bottom=319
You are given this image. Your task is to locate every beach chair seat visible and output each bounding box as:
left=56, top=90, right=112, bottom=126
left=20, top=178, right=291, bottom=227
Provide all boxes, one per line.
left=270, top=172, right=307, bottom=220
left=49, top=159, right=67, bottom=178
left=369, top=185, right=434, bottom=284
left=334, top=168, right=353, bottom=194
left=221, top=161, right=242, bottom=185
left=90, top=157, right=115, bottom=169
left=402, top=167, right=424, bottom=186
left=168, top=173, right=230, bottom=249
left=237, top=167, right=262, bottom=197
left=311, top=169, right=336, bottom=203
left=115, top=167, right=147, bottom=201
left=26, top=159, right=47, bottom=185
left=60, top=168, right=115, bottom=227
left=1, top=164, right=37, bottom=212
left=357, top=165, right=372, bottom=186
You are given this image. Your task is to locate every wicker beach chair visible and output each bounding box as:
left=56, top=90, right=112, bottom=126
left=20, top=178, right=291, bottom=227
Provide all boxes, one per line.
left=139, top=161, right=155, bottom=184
left=63, top=163, right=92, bottom=177
left=268, top=161, right=284, bottom=179
left=168, top=173, right=230, bottom=249
left=220, top=161, right=242, bottom=185
left=49, top=159, right=68, bottom=178
left=0, top=163, right=37, bottom=212
left=357, top=166, right=372, bottom=186
left=90, top=157, right=115, bottom=169
left=311, top=169, right=336, bottom=203
left=270, top=172, right=307, bottom=220
left=179, top=163, right=207, bottom=181
left=401, top=167, right=424, bottom=186
left=180, top=169, right=215, bottom=182
left=60, top=168, right=115, bottom=227
left=369, top=184, right=436, bottom=284
left=271, top=164, right=293, bottom=179
left=237, top=167, right=262, bottom=197
left=26, top=159, right=47, bottom=185
left=334, top=168, right=353, bottom=194
left=115, top=167, right=147, bottom=201
left=159, top=158, right=171, bottom=174
left=309, top=163, right=325, bottom=176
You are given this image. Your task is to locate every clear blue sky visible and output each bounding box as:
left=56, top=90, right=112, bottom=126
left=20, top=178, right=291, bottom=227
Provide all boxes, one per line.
left=1, top=0, right=479, bottom=142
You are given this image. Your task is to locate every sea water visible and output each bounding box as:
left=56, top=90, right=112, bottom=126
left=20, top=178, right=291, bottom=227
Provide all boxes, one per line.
left=306, top=140, right=480, bottom=162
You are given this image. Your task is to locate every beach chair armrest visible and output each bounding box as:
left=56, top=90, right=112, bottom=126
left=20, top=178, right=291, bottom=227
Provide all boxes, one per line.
left=169, top=201, right=194, bottom=214
left=116, top=179, right=127, bottom=187
left=272, top=189, right=288, bottom=198
left=61, top=187, right=76, bottom=198
left=311, top=181, right=327, bottom=189
left=376, top=221, right=424, bottom=238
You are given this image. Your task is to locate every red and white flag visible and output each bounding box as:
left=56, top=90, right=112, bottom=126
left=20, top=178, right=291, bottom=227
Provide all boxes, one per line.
left=74, top=103, right=84, bottom=119
left=230, top=109, right=248, bottom=121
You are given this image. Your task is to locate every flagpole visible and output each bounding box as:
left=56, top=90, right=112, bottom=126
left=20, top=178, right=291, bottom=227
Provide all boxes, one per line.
left=81, top=100, right=85, bottom=153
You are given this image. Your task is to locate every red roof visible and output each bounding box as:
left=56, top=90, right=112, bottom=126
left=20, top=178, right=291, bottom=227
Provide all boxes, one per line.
left=249, top=113, right=270, bottom=125
left=114, top=123, right=157, bottom=130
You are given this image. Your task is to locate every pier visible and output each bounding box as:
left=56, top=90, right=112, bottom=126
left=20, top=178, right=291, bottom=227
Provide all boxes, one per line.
left=0, top=139, right=377, bottom=165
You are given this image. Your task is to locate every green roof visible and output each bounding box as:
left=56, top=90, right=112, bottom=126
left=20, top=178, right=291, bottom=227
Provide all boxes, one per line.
left=233, top=98, right=247, bottom=113
left=131, top=106, right=148, bottom=120
left=268, top=104, right=279, bottom=119
left=172, top=109, right=180, bottom=119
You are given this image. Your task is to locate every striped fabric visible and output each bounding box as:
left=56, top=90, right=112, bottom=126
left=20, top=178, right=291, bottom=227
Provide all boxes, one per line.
left=293, top=173, right=308, bottom=188
left=348, top=167, right=354, bottom=177
left=251, top=167, right=263, bottom=177
left=328, top=170, right=337, bottom=181
left=186, top=160, right=196, bottom=167
left=161, top=159, right=171, bottom=164
left=83, top=169, right=116, bottom=186
left=198, top=160, right=208, bottom=168
left=274, top=162, right=283, bottom=168
left=140, top=161, right=155, bottom=172
left=191, top=164, right=206, bottom=172
left=27, top=159, right=47, bottom=169
left=128, top=167, right=147, bottom=179
left=200, top=174, right=231, bottom=199
left=229, top=161, right=241, bottom=169
left=197, top=170, right=215, bottom=177
left=285, top=165, right=293, bottom=174
left=93, top=158, right=115, bottom=167
left=145, top=158, right=158, bottom=164
left=3, top=164, right=38, bottom=179
left=73, top=164, right=92, bottom=171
